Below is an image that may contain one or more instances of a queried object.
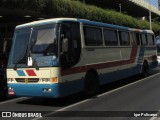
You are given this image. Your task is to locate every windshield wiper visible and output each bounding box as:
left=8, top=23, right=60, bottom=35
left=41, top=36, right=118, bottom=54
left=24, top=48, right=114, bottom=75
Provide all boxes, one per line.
left=30, top=28, right=39, bottom=70
left=27, top=39, right=39, bottom=70
left=27, top=50, right=39, bottom=70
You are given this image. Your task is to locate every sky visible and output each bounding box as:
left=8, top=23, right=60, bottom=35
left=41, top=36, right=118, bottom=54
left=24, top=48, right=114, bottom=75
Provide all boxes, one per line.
left=144, top=0, right=159, bottom=8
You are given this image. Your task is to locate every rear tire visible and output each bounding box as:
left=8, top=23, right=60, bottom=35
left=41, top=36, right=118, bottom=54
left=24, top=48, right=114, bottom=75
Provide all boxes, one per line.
left=141, top=61, right=149, bottom=78
left=84, top=71, right=99, bottom=97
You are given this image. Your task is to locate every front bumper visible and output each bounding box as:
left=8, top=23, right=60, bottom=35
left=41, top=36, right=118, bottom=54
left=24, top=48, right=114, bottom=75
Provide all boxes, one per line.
left=8, top=83, right=65, bottom=98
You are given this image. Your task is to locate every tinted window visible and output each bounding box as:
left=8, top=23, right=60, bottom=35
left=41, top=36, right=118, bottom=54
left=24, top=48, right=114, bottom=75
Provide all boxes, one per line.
left=12, top=28, right=31, bottom=64
left=31, top=25, right=57, bottom=54
left=141, top=34, right=148, bottom=45
left=130, top=33, right=136, bottom=45
left=119, top=31, right=130, bottom=46
left=133, top=33, right=140, bottom=45
left=83, top=26, right=102, bottom=46
left=104, top=29, right=118, bottom=46
left=60, top=22, right=81, bottom=69
left=148, top=34, right=155, bottom=46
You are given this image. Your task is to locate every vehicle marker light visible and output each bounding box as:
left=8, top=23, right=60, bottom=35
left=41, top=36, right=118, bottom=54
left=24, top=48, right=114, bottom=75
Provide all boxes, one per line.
left=52, top=77, right=58, bottom=83
left=41, top=78, right=50, bottom=83
left=42, top=88, right=52, bottom=92
left=7, top=78, right=14, bottom=82
left=8, top=87, right=15, bottom=96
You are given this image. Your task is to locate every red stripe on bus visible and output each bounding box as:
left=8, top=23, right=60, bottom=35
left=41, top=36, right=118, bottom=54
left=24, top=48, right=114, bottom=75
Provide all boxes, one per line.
left=26, top=70, right=37, bottom=76
left=130, top=46, right=138, bottom=59
left=61, top=47, right=138, bottom=76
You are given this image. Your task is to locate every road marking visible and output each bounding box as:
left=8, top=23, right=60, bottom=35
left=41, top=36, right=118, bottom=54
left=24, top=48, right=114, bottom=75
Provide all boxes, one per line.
left=33, top=71, right=160, bottom=120
left=32, top=98, right=92, bottom=120
left=0, top=97, right=28, bottom=105
left=98, top=72, right=160, bottom=97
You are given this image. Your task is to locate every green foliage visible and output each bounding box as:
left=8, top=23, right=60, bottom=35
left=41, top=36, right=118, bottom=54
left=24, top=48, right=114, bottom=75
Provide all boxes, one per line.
left=1, top=0, right=160, bottom=32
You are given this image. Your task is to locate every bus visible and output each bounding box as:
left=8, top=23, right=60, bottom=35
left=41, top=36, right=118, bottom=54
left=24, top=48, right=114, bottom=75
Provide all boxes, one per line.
left=7, top=18, right=158, bottom=98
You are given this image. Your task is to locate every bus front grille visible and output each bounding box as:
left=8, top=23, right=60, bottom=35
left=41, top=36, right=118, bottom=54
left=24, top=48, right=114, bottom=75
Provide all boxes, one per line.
left=15, top=78, right=39, bottom=83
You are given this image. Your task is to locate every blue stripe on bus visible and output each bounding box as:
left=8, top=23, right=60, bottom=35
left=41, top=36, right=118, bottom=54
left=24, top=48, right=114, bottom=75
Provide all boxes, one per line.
left=8, top=79, right=84, bottom=98
left=16, top=70, right=26, bottom=76
left=8, top=60, right=158, bottom=98
left=8, top=67, right=143, bottom=98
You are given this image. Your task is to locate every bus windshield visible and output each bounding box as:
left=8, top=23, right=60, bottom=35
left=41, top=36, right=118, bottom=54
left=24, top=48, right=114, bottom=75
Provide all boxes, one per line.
left=31, top=25, right=58, bottom=55
left=8, top=24, right=58, bottom=68
left=12, top=28, right=31, bottom=64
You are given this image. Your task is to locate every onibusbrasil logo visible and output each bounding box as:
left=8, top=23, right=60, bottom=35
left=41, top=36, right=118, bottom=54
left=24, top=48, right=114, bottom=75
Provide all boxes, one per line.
left=1, top=112, right=42, bottom=118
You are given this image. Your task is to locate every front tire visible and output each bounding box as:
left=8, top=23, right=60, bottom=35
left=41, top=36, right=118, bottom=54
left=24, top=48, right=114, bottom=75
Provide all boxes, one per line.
left=84, top=71, right=99, bottom=97
left=141, top=61, right=149, bottom=78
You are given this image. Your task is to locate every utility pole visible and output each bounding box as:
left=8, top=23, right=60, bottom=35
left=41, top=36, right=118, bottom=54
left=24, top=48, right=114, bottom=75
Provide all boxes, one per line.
left=83, top=0, right=85, bottom=4
left=148, top=0, right=152, bottom=30
left=119, top=4, right=122, bottom=13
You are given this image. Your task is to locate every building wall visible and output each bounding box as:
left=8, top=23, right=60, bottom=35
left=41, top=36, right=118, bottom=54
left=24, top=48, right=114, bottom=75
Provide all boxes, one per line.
left=130, top=0, right=160, bottom=15
left=145, top=0, right=158, bottom=8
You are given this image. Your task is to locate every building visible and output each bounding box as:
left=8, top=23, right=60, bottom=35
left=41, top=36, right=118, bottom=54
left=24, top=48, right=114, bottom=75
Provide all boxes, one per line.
left=84, top=0, right=160, bottom=17
left=0, top=0, right=160, bottom=51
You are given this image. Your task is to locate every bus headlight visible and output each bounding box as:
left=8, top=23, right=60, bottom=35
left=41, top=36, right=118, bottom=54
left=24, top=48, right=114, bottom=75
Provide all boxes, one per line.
left=41, top=78, right=50, bottom=83
left=7, top=78, right=14, bottom=82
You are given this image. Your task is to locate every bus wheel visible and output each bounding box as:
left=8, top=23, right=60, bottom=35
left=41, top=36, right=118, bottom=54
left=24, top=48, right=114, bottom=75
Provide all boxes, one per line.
left=84, top=71, right=99, bottom=97
left=141, top=61, right=149, bottom=78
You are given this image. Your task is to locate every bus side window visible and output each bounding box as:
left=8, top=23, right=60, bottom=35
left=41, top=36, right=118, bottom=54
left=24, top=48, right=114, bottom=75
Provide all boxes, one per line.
left=132, top=33, right=141, bottom=45
left=119, top=31, right=130, bottom=46
left=132, top=33, right=140, bottom=45
left=83, top=26, right=102, bottom=46
left=141, top=34, right=148, bottom=45
left=130, top=33, right=136, bottom=45
left=148, top=34, right=155, bottom=46
left=103, top=29, right=118, bottom=46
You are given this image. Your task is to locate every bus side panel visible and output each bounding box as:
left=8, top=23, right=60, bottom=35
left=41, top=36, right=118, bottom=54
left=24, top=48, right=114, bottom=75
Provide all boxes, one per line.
left=60, top=73, right=85, bottom=96
left=145, top=46, right=158, bottom=69
left=99, top=65, right=141, bottom=85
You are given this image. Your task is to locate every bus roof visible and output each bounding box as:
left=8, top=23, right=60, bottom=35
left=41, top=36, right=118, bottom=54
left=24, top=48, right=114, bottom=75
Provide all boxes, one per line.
left=16, top=18, right=78, bottom=29
left=16, top=18, right=153, bottom=34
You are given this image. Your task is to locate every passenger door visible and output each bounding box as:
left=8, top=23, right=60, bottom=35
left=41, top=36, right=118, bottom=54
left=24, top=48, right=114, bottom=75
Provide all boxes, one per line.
left=60, top=22, right=81, bottom=69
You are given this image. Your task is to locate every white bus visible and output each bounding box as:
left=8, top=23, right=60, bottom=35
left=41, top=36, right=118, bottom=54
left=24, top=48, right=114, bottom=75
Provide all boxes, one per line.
left=7, top=18, right=158, bottom=98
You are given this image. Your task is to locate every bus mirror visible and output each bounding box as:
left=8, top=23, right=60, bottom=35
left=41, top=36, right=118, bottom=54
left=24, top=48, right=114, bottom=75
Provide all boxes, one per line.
left=62, top=37, right=69, bottom=53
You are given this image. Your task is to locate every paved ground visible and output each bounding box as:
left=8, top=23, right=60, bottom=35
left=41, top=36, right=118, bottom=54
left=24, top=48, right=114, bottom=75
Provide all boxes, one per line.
left=0, top=66, right=160, bottom=120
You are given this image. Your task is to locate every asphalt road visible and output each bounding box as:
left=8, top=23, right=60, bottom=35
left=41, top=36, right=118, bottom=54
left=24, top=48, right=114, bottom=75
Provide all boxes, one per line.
left=1, top=66, right=160, bottom=120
